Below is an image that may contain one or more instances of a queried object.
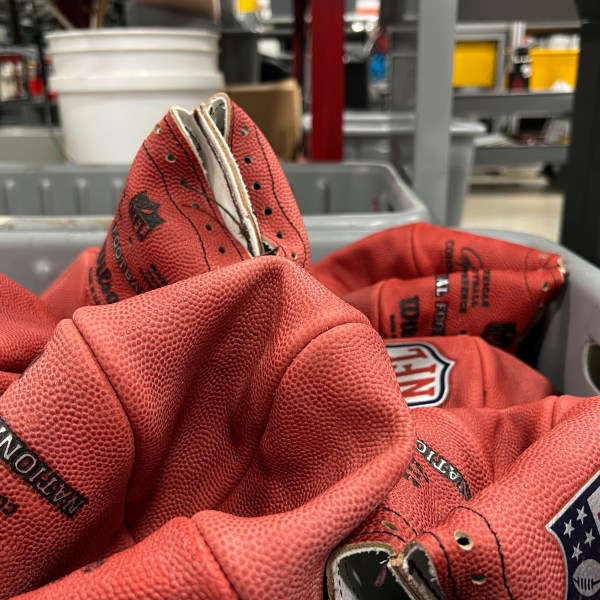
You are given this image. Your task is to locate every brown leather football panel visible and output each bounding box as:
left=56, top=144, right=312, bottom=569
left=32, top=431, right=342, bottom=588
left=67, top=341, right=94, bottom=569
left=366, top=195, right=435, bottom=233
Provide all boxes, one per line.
left=0, top=320, right=134, bottom=597
left=14, top=517, right=237, bottom=600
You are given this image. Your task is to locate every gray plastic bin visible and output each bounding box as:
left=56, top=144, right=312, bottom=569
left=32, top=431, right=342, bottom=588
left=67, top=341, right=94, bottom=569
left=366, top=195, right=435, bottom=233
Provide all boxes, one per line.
left=0, top=220, right=598, bottom=399
left=304, top=112, right=486, bottom=227
left=0, top=161, right=429, bottom=291
left=470, top=230, right=600, bottom=399
left=0, top=161, right=428, bottom=224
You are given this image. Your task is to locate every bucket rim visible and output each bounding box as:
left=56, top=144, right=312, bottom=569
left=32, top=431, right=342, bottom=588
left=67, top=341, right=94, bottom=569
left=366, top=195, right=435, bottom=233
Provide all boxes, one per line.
left=46, top=28, right=219, bottom=41
left=50, top=72, right=224, bottom=93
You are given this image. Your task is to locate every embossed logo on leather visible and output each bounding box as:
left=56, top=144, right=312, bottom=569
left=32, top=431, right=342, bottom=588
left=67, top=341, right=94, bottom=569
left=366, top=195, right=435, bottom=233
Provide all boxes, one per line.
left=129, top=192, right=164, bottom=241
left=0, top=416, right=88, bottom=518
left=386, top=342, right=454, bottom=408
left=482, top=322, right=518, bottom=348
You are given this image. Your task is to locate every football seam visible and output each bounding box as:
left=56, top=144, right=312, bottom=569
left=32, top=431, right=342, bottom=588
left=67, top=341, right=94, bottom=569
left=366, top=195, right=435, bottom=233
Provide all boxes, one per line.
left=252, top=125, right=309, bottom=267
left=381, top=506, right=419, bottom=536
left=195, top=109, right=256, bottom=255
left=422, top=530, right=459, bottom=600
left=454, top=505, right=515, bottom=600
left=164, top=117, right=245, bottom=261
left=142, top=142, right=212, bottom=272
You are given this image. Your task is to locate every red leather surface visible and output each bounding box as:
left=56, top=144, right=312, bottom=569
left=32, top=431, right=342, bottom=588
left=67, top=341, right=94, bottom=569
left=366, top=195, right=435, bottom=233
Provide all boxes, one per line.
left=328, top=394, right=585, bottom=596
left=396, top=398, right=600, bottom=599
left=15, top=517, right=239, bottom=600
left=40, top=248, right=100, bottom=321
left=0, top=256, right=412, bottom=599
left=0, top=273, right=59, bottom=374
left=72, top=98, right=310, bottom=312
left=312, top=223, right=566, bottom=352
left=384, top=335, right=555, bottom=410
left=0, top=372, right=17, bottom=396
left=395, top=395, right=600, bottom=600
left=225, top=98, right=310, bottom=266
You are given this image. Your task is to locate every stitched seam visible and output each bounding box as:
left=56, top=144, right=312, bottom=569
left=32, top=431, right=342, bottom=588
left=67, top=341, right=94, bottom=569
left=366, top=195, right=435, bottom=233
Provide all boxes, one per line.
left=165, top=118, right=244, bottom=261
left=454, top=505, right=515, bottom=600
left=252, top=126, right=308, bottom=266
left=353, top=530, right=406, bottom=543
left=423, top=530, right=459, bottom=600
left=228, top=108, right=268, bottom=257
left=71, top=319, right=136, bottom=543
left=195, top=113, right=250, bottom=250
left=381, top=506, right=418, bottom=536
left=238, top=117, right=288, bottom=260
left=142, top=143, right=211, bottom=271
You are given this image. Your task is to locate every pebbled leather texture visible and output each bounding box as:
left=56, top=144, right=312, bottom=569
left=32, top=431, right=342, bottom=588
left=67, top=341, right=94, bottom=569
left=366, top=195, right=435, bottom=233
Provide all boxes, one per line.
left=88, top=96, right=310, bottom=299
left=326, top=334, right=559, bottom=599
left=311, top=223, right=566, bottom=352
left=40, top=248, right=100, bottom=320
left=328, top=394, right=586, bottom=599
left=41, top=94, right=310, bottom=318
left=14, top=517, right=239, bottom=600
left=0, top=273, right=59, bottom=374
left=394, top=395, right=600, bottom=600
left=0, top=256, right=413, bottom=599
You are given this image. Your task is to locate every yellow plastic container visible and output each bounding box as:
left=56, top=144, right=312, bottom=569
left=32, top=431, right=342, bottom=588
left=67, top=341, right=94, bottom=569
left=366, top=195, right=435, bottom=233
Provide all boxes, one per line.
left=453, top=41, right=497, bottom=88
left=530, top=48, right=579, bottom=90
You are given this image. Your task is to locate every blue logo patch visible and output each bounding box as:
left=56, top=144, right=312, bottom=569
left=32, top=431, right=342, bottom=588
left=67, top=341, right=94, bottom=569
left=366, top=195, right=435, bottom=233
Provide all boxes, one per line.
left=386, top=342, right=454, bottom=408
left=547, top=470, right=600, bottom=599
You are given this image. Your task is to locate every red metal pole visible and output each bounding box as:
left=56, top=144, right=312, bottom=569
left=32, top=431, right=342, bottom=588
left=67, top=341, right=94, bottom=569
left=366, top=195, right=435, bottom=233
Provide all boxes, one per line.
left=311, top=0, right=345, bottom=161
left=292, top=0, right=306, bottom=84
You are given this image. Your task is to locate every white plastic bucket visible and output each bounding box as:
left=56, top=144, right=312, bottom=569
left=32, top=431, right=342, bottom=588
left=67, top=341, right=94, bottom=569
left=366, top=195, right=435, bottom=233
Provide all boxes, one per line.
left=50, top=73, right=224, bottom=165
left=46, top=29, right=220, bottom=77
left=46, top=28, right=219, bottom=53
left=45, top=29, right=223, bottom=166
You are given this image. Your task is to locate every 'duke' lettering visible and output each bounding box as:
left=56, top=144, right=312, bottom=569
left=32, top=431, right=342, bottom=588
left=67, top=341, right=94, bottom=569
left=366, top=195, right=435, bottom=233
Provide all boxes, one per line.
left=0, top=416, right=88, bottom=518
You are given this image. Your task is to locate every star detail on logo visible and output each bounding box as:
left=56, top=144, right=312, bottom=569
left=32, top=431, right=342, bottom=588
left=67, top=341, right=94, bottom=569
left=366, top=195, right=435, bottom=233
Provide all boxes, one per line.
left=564, top=520, right=575, bottom=538
left=572, top=543, right=583, bottom=561
left=585, top=529, right=596, bottom=547
left=577, top=506, right=588, bottom=523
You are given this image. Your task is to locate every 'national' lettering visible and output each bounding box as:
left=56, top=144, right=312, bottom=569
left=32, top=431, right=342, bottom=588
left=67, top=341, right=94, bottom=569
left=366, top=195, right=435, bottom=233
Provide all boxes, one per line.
left=0, top=416, right=88, bottom=518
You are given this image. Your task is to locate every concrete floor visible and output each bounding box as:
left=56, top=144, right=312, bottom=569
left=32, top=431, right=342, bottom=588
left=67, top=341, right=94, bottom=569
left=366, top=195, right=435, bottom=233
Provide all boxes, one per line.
left=460, top=174, right=563, bottom=242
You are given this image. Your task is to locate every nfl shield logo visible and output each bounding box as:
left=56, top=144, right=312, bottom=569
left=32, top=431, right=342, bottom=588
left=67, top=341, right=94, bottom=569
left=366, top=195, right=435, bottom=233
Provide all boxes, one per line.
left=547, top=469, right=600, bottom=599
left=386, top=342, right=454, bottom=408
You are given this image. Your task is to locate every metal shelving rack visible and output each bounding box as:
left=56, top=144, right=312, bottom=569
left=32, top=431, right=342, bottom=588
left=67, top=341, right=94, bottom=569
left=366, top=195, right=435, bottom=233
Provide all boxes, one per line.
left=452, top=18, right=577, bottom=169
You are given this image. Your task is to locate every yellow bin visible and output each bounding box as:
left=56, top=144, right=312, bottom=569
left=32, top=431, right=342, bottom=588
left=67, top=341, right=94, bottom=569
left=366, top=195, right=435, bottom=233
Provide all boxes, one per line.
left=530, top=48, right=579, bottom=90
left=453, top=41, right=497, bottom=88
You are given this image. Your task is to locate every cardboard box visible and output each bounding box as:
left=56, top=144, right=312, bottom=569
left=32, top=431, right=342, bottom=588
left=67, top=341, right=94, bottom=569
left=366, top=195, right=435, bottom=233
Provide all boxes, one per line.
left=227, top=79, right=302, bottom=161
